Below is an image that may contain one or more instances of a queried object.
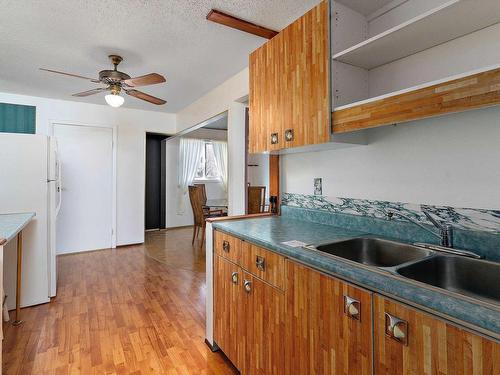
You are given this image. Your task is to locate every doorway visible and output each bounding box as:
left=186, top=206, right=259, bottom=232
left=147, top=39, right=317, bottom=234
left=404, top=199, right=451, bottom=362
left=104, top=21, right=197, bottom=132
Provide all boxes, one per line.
left=53, top=123, right=115, bottom=254
left=145, top=133, right=168, bottom=230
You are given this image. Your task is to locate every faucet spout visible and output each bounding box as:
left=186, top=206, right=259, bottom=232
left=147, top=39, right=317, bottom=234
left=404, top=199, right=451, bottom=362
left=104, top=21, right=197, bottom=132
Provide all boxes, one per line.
left=386, top=209, right=453, bottom=248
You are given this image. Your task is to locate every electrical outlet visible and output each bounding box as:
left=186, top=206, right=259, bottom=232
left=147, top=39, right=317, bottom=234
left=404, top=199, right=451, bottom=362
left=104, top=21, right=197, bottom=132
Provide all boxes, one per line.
left=314, top=178, right=322, bottom=195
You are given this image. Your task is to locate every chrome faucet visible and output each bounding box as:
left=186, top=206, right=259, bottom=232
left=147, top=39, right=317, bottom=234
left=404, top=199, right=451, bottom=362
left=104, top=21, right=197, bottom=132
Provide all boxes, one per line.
left=386, top=209, right=453, bottom=248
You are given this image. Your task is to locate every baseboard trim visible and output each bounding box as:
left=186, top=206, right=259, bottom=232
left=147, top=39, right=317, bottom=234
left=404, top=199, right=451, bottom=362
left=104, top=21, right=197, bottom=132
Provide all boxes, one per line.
left=204, top=339, right=219, bottom=352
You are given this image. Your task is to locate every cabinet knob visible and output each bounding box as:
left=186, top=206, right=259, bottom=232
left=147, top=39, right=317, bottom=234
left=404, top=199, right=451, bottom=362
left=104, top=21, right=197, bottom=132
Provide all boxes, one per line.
left=231, top=272, right=239, bottom=284
left=255, top=255, right=266, bottom=271
left=270, top=133, right=279, bottom=145
left=285, top=129, right=294, bottom=142
left=385, top=313, right=408, bottom=345
left=344, top=296, right=361, bottom=320
left=222, top=240, right=230, bottom=253
left=244, top=280, right=252, bottom=293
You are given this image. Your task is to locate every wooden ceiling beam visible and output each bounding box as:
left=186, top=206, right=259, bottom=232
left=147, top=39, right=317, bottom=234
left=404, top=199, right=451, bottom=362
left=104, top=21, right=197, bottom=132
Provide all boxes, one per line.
left=206, top=9, right=279, bottom=40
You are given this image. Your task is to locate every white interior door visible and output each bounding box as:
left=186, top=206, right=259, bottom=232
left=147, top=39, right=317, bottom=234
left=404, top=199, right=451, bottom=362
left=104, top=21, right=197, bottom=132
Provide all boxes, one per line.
left=54, top=124, right=113, bottom=254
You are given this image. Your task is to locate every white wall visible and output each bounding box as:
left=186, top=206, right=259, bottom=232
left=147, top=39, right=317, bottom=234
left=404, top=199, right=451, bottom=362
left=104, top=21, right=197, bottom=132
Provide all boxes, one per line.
left=176, top=68, right=249, bottom=216
left=247, top=153, right=270, bottom=201
left=283, top=106, right=500, bottom=209
left=0, top=92, right=176, bottom=245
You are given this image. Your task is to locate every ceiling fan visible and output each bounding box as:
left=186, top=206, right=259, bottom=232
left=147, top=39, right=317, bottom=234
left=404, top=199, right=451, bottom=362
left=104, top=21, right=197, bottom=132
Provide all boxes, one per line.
left=40, top=55, right=167, bottom=108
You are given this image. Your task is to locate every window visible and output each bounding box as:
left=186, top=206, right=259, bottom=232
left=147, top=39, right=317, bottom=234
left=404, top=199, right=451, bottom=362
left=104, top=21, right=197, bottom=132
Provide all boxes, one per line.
left=0, top=103, right=36, bottom=134
left=195, top=141, right=221, bottom=181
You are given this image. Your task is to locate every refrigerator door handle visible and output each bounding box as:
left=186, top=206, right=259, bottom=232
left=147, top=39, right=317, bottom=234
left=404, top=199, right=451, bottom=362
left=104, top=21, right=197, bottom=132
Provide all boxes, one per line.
left=55, top=161, right=62, bottom=217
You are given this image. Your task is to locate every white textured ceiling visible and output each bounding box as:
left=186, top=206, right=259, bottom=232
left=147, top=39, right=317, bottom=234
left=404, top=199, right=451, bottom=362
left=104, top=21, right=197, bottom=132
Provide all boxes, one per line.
left=336, top=0, right=396, bottom=16
left=0, top=0, right=319, bottom=113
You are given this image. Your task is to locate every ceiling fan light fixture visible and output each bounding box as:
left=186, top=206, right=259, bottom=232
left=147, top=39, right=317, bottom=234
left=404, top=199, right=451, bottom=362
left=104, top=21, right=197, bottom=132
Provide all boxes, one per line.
left=105, top=93, right=124, bottom=108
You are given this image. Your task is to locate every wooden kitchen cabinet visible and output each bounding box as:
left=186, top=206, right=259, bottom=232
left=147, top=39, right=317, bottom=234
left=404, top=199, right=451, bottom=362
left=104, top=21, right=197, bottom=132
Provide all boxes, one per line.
left=240, top=271, right=285, bottom=375
left=285, top=260, right=373, bottom=375
left=213, top=232, right=285, bottom=374
left=214, top=230, right=242, bottom=264
left=374, top=295, right=500, bottom=375
left=214, top=255, right=243, bottom=370
left=248, top=0, right=330, bottom=153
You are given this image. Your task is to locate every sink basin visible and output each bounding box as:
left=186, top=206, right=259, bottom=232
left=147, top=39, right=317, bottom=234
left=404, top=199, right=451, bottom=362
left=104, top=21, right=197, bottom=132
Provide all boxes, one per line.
left=313, top=238, right=433, bottom=267
left=397, top=255, right=500, bottom=305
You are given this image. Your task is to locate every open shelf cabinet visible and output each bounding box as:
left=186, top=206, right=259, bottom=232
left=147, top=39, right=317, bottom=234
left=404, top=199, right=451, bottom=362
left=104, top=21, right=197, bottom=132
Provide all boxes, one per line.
left=333, top=0, right=500, bottom=70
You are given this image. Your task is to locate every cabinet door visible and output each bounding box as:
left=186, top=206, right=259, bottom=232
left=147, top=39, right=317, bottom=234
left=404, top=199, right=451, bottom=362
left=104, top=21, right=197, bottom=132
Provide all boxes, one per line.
left=249, top=0, right=330, bottom=153
left=374, top=295, right=500, bottom=375
left=249, top=33, right=284, bottom=153
left=249, top=42, right=268, bottom=154
left=285, top=260, right=373, bottom=375
left=214, top=255, right=243, bottom=370
left=241, top=272, right=285, bottom=375
left=281, top=0, right=330, bottom=149
left=214, top=230, right=242, bottom=264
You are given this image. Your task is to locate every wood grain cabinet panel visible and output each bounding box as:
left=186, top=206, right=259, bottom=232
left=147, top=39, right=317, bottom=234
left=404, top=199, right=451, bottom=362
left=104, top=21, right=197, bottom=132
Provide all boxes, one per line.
left=241, top=271, right=285, bottom=375
left=214, top=255, right=243, bottom=370
left=241, top=241, right=285, bottom=290
left=333, top=67, right=500, bottom=133
left=249, top=41, right=271, bottom=153
left=374, top=295, right=500, bottom=375
left=285, top=260, right=373, bottom=375
left=248, top=0, right=330, bottom=153
left=214, top=230, right=242, bottom=264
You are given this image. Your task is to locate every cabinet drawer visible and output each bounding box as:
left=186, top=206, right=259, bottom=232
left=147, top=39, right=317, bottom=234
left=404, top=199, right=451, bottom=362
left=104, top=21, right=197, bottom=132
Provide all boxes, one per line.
left=214, top=231, right=241, bottom=264
left=241, top=242, right=285, bottom=290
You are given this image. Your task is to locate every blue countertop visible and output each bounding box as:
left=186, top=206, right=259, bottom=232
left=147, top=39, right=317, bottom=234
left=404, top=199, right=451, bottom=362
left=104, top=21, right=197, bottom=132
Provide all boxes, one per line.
left=0, top=212, right=36, bottom=245
left=213, top=216, right=500, bottom=338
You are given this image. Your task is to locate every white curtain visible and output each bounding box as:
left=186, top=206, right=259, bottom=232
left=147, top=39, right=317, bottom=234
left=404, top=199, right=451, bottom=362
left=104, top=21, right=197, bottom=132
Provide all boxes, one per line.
left=213, top=141, right=228, bottom=192
left=177, top=138, right=204, bottom=214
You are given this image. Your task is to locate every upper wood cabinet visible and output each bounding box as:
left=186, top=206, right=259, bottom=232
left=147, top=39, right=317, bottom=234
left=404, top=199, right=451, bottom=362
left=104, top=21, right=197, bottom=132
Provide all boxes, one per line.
left=374, top=295, right=500, bottom=375
left=249, top=0, right=330, bottom=153
left=285, top=260, right=373, bottom=375
left=331, top=0, right=500, bottom=133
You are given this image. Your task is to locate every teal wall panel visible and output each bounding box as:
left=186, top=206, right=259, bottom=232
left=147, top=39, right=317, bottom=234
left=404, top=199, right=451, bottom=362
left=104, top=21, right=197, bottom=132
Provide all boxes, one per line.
left=0, top=103, right=36, bottom=134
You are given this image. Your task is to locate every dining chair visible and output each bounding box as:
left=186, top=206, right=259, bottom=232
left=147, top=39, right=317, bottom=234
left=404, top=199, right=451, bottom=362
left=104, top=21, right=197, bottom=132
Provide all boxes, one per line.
left=188, top=185, right=223, bottom=248
left=194, top=183, right=207, bottom=204
left=248, top=186, right=267, bottom=214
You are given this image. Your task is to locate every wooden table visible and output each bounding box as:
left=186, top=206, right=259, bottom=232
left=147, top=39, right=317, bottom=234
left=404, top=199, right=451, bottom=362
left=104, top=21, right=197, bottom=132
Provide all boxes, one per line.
left=204, top=199, right=228, bottom=210
left=0, top=212, right=35, bottom=326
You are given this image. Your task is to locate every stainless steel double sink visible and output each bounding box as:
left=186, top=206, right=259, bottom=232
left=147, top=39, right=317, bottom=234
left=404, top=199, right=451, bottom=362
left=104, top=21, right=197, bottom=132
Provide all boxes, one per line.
left=307, top=237, right=500, bottom=306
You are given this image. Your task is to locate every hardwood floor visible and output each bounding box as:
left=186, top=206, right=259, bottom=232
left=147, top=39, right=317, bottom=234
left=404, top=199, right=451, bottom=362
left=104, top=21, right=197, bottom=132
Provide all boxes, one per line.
left=2, top=228, right=238, bottom=375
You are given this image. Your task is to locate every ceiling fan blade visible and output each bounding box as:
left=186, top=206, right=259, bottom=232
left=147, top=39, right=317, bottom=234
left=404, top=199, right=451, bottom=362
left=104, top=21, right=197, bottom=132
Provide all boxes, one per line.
left=72, top=87, right=109, bottom=97
left=125, top=89, right=166, bottom=105
left=40, top=68, right=99, bottom=82
left=123, top=73, right=166, bottom=87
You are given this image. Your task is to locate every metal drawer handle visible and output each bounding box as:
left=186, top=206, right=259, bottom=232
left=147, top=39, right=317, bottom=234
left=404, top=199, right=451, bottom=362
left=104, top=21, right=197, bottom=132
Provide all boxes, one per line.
left=285, top=129, right=294, bottom=142
left=271, top=133, right=279, bottom=145
left=344, top=296, right=361, bottom=321
left=255, top=255, right=266, bottom=271
left=244, top=280, right=252, bottom=293
left=231, top=272, right=238, bottom=284
left=385, top=313, right=408, bottom=345
left=222, top=240, right=230, bottom=253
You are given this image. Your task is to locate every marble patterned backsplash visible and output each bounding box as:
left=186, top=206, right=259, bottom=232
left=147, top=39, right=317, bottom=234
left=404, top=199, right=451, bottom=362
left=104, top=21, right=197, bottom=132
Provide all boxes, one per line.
left=281, top=193, right=500, bottom=234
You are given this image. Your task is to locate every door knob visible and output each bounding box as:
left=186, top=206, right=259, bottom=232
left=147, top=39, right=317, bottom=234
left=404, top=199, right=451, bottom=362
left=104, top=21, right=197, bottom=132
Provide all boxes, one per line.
left=344, top=296, right=361, bottom=320
left=385, top=313, right=408, bottom=345
left=255, top=256, right=266, bottom=271
left=244, top=280, right=252, bottom=293
left=270, top=133, right=279, bottom=145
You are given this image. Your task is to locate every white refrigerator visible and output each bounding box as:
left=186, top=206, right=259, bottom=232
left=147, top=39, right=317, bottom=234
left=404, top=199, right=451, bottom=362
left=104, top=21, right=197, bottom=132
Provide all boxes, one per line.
left=0, top=133, right=60, bottom=309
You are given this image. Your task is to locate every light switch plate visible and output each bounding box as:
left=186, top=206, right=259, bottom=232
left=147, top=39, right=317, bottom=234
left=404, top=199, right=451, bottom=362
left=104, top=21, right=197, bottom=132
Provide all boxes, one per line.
left=314, top=178, right=322, bottom=195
